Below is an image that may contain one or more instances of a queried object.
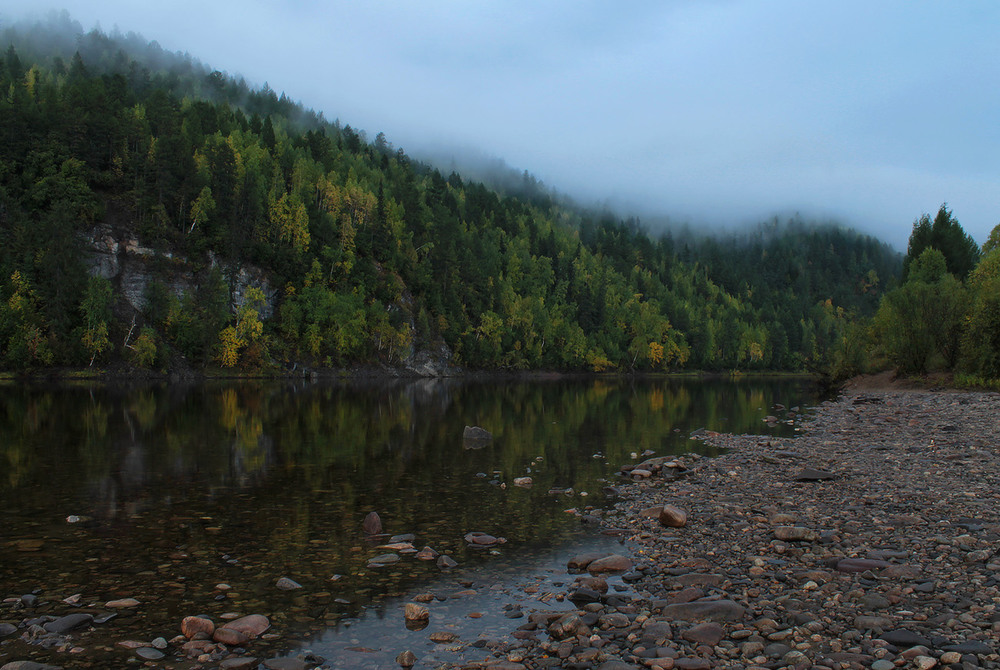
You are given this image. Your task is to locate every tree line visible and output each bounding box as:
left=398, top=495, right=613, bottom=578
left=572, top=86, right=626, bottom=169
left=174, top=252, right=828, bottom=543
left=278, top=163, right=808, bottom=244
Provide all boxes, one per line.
left=0, top=17, right=905, bottom=375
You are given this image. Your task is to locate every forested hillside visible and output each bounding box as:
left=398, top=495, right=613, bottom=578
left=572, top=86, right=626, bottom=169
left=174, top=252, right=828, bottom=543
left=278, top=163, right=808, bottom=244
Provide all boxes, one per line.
left=0, top=15, right=902, bottom=375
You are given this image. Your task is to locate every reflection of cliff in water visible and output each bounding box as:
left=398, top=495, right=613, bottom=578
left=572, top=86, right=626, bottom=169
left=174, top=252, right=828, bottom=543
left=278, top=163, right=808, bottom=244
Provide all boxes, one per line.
left=81, top=388, right=281, bottom=521
left=1, top=376, right=823, bottom=518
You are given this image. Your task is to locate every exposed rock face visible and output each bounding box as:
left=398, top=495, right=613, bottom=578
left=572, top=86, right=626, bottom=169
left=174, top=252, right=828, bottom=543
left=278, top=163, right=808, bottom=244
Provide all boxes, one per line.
left=81, top=224, right=277, bottom=316
left=405, top=342, right=455, bottom=377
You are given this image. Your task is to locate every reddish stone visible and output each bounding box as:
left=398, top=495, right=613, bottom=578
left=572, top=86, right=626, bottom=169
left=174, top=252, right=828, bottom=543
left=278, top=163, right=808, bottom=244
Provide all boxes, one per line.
left=220, top=614, right=271, bottom=639
left=836, top=558, right=892, bottom=573
left=587, top=554, right=633, bottom=574
left=213, top=627, right=250, bottom=646
left=181, top=616, right=215, bottom=639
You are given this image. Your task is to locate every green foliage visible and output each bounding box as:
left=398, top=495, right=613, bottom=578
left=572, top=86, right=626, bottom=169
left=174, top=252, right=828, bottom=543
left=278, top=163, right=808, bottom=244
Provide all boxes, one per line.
left=0, top=271, right=54, bottom=368
left=982, top=223, right=1000, bottom=256
left=959, top=249, right=1000, bottom=378
left=0, top=18, right=907, bottom=374
left=79, top=275, right=113, bottom=364
left=904, top=205, right=980, bottom=280
left=130, top=326, right=159, bottom=368
left=874, top=249, right=967, bottom=374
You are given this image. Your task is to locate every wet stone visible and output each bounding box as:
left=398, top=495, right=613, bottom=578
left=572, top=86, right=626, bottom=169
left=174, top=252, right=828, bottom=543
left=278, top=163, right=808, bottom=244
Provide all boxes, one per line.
left=362, top=511, right=382, bottom=535
left=182, top=615, right=215, bottom=639
left=220, top=658, right=259, bottom=670
left=568, top=552, right=613, bottom=570
left=135, top=647, right=165, bottom=660
left=214, top=627, right=250, bottom=645
left=105, top=597, right=141, bottom=608
left=42, top=613, right=93, bottom=634
left=275, top=576, right=303, bottom=590
left=263, top=659, right=310, bottom=670
left=221, top=614, right=270, bottom=638
left=587, top=554, right=633, bottom=574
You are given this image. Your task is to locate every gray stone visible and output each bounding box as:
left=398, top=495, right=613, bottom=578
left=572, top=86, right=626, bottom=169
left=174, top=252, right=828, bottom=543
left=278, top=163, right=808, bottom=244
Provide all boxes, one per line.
left=836, top=558, right=892, bottom=573
left=773, top=526, right=818, bottom=541
left=880, top=629, right=932, bottom=648
left=275, top=576, right=302, bottom=590
left=764, top=642, right=791, bottom=658
left=587, top=554, right=633, bottom=573
left=220, top=658, right=259, bottom=670
left=942, top=641, right=993, bottom=655
left=463, top=426, right=493, bottom=442
left=794, top=467, right=836, bottom=480
left=42, top=613, right=93, bottom=634
left=854, top=615, right=892, bottom=630
left=135, top=648, right=165, bottom=661
left=681, top=622, right=725, bottom=645
left=1, top=663, right=63, bottom=670
left=660, top=599, right=746, bottom=622
left=367, top=553, right=400, bottom=565
left=263, top=659, right=310, bottom=670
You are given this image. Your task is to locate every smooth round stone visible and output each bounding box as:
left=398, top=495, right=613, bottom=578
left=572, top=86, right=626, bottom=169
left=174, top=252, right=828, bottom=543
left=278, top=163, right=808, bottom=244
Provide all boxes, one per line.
left=275, top=577, right=302, bottom=590
left=221, top=614, right=271, bottom=638
left=136, top=647, right=165, bottom=660
left=872, top=660, right=895, bottom=670
left=182, top=615, right=215, bottom=639
left=214, top=627, right=250, bottom=645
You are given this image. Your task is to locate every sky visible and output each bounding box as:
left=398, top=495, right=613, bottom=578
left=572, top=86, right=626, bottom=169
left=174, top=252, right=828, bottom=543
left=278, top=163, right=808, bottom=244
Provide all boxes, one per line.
left=4, top=1, right=999, bottom=250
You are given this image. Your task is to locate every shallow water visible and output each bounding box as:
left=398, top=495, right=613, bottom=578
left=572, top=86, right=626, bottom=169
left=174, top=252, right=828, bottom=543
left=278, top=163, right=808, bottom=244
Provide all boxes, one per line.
left=0, top=376, right=822, bottom=667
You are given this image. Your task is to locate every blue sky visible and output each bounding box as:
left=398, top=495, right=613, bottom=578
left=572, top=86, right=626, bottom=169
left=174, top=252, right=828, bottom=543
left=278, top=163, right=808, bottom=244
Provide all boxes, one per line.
left=5, top=0, right=999, bottom=249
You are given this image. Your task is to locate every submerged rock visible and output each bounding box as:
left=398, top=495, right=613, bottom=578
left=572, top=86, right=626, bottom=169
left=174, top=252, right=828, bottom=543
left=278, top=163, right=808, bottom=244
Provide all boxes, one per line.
left=463, top=425, right=493, bottom=441
left=464, top=531, right=506, bottom=546
left=275, top=576, right=303, bottom=590
left=362, top=511, right=383, bottom=535
left=220, top=614, right=271, bottom=638
left=42, top=613, right=93, bottom=634
left=181, top=615, right=215, bottom=639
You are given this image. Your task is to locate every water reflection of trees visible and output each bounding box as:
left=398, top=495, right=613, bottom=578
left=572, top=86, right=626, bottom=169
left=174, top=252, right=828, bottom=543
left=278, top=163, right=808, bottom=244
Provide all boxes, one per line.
left=0, top=378, right=817, bottom=502
left=0, top=377, right=821, bottom=637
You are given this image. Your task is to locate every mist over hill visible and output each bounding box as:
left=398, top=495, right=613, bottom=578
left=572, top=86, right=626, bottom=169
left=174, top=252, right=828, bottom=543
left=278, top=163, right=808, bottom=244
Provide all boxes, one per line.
left=0, top=14, right=903, bottom=376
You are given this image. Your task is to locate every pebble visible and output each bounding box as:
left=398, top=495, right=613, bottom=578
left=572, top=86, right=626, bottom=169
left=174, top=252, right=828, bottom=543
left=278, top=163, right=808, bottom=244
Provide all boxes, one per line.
left=275, top=577, right=303, bottom=590
left=104, top=598, right=141, bottom=608
left=438, top=389, right=1000, bottom=670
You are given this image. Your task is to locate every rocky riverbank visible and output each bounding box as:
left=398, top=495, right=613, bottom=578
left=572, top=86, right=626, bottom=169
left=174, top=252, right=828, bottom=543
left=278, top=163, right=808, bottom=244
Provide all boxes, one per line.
left=444, top=389, right=1000, bottom=670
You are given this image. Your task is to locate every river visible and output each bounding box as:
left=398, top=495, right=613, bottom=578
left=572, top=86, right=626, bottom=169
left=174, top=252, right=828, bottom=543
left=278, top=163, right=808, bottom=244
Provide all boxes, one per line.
left=0, top=376, right=824, bottom=668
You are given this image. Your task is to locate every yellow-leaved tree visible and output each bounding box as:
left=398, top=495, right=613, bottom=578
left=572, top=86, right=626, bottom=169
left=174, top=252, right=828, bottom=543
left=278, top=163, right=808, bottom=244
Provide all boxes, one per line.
left=218, top=287, right=268, bottom=369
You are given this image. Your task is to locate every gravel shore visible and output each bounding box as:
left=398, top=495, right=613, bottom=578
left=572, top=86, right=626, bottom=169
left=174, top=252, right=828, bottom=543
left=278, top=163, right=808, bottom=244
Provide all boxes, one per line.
left=454, top=389, right=1000, bottom=670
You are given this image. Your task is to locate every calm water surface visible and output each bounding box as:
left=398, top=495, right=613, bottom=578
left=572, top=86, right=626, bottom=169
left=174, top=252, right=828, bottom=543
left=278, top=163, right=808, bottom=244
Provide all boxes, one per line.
left=0, top=377, right=823, bottom=668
